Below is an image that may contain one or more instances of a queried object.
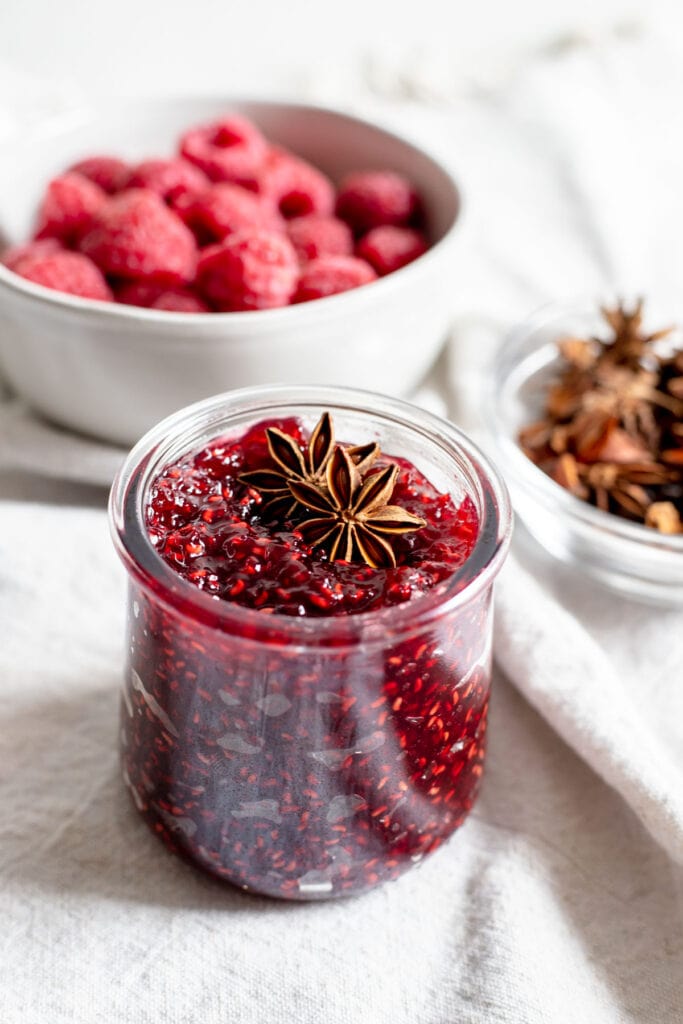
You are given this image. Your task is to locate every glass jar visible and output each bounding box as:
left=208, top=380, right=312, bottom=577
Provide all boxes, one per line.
left=109, top=385, right=511, bottom=899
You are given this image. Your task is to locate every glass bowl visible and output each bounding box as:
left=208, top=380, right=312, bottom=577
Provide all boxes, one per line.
left=488, top=300, right=683, bottom=605
left=109, top=384, right=511, bottom=899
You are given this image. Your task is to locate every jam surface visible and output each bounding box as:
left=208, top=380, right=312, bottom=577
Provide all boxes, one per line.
left=146, top=417, right=479, bottom=616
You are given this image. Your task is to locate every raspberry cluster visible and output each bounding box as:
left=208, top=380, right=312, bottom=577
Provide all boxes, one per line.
left=2, top=115, right=430, bottom=312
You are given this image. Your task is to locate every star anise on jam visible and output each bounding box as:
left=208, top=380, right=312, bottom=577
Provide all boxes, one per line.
left=289, top=445, right=426, bottom=568
left=240, top=412, right=379, bottom=520
left=518, top=300, right=683, bottom=534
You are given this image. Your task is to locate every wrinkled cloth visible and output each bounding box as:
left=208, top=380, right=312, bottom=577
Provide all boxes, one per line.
left=2, top=30, right=683, bottom=1024
left=1, top=503, right=681, bottom=1024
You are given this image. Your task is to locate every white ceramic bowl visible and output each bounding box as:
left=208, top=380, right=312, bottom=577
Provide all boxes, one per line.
left=0, top=98, right=463, bottom=446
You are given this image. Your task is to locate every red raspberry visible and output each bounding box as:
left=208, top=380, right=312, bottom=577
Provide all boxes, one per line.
left=336, top=171, right=421, bottom=233
left=151, top=290, right=210, bottom=313
left=68, top=156, right=130, bottom=194
left=126, top=158, right=209, bottom=203
left=114, top=281, right=167, bottom=307
left=2, top=238, right=63, bottom=271
left=11, top=250, right=113, bottom=301
left=180, top=115, right=267, bottom=189
left=356, top=226, right=428, bottom=275
left=286, top=215, right=353, bottom=262
left=294, top=255, right=377, bottom=303
left=260, top=148, right=335, bottom=219
left=80, top=189, right=197, bottom=285
left=174, top=182, right=282, bottom=245
left=196, top=230, right=298, bottom=311
left=115, top=281, right=209, bottom=312
left=34, top=173, right=107, bottom=246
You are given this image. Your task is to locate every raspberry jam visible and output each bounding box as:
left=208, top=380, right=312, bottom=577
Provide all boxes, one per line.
left=147, top=416, right=479, bottom=615
left=111, top=388, right=511, bottom=899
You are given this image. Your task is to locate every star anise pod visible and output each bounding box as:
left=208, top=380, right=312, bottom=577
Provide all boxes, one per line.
left=580, top=460, right=674, bottom=517
left=546, top=358, right=682, bottom=454
left=518, top=299, right=683, bottom=534
left=240, top=412, right=379, bottom=519
left=579, top=365, right=682, bottom=450
left=599, top=298, right=673, bottom=370
left=288, top=445, right=426, bottom=568
left=544, top=302, right=678, bottom=444
left=550, top=452, right=674, bottom=518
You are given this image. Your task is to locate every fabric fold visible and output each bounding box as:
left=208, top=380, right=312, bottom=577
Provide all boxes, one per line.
left=495, top=555, right=683, bottom=864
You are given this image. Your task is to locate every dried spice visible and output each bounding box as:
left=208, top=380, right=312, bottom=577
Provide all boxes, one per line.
left=519, top=301, right=683, bottom=534
left=240, top=412, right=425, bottom=567
left=290, top=446, right=426, bottom=568
left=239, top=411, right=341, bottom=519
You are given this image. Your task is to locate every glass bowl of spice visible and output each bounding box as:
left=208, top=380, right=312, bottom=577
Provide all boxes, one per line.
left=489, top=298, right=683, bottom=605
left=109, top=384, right=511, bottom=900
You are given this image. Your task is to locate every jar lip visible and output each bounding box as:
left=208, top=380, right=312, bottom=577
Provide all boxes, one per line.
left=109, top=385, right=512, bottom=647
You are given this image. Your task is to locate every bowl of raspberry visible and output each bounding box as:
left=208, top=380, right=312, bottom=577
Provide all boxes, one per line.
left=0, top=99, right=463, bottom=446
left=109, top=384, right=511, bottom=899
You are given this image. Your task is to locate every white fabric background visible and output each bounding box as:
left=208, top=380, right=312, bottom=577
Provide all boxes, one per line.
left=1, top=25, right=683, bottom=1024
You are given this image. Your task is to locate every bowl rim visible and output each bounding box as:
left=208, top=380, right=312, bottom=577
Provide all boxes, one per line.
left=0, top=95, right=462, bottom=328
left=488, top=296, right=683, bottom=556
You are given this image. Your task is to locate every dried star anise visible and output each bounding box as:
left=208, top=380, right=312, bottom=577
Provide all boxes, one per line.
left=240, top=411, right=379, bottom=520
left=519, top=300, right=683, bottom=534
left=289, top=445, right=426, bottom=568
left=240, top=412, right=425, bottom=566
left=599, top=298, right=673, bottom=369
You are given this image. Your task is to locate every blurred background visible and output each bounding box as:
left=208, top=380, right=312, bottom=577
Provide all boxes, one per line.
left=1, top=0, right=683, bottom=500
left=1, top=0, right=681, bottom=97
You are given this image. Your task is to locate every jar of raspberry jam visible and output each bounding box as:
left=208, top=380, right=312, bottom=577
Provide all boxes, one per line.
left=109, top=386, right=511, bottom=899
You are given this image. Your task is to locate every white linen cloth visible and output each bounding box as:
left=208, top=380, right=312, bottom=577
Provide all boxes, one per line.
left=1, top=30, right=683, bottom=1024
left=2, top=502, right=682, bottom=1024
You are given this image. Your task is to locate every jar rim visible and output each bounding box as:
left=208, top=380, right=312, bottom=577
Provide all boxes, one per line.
left=109, top=385, right=512, bottom=648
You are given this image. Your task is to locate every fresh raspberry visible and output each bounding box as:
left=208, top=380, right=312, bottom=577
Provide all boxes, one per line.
left=356, top=226, right=428, bottom=275
left=2, top=238, right=64, bottom=271
left=286, top=215, right=353, bottom=262
left=126, top=158, right=209, bottom=203
left=114, top=281, right=168, bottom=307
left=196, top=230, right=298, bottom=311
left=114, top=281, right=210, bottom=312
left=68, top=156, right=130, bottom=194
left=174, top=182, right=281, bottom=245
left=11, top=250, right=113, bottom=301
left=294, top=255, right=377, bottom=303
left=34, top=173, right=107, bottom=246
left=260, top=148, right=335, bottom=219
left=151, top=290, right=210, bottom=313
left=336, top=171, right=421, bottom=234
left=180, top=115, right=267, bottom=189
left=80, top=188, right=197, bottom=285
